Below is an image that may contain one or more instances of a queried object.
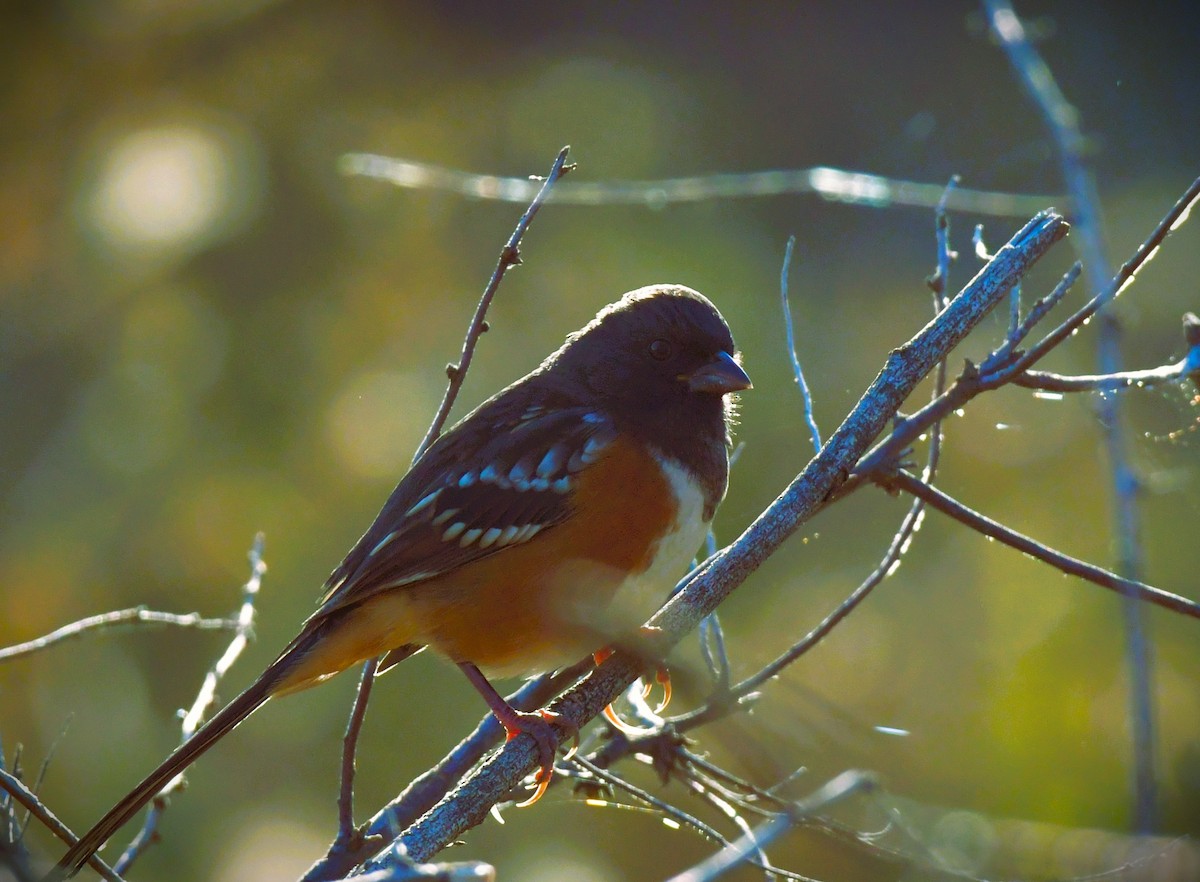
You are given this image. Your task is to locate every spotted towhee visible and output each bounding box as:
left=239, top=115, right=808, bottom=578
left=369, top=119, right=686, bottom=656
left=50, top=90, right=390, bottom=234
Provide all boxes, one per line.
left=54, top=283, right=750, bottom=877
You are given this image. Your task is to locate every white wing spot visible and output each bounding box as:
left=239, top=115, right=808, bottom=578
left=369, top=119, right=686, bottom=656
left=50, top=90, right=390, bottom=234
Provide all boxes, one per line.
left=536, top=446, right=566, bottom=478
left=478, top=527, right=503, bottom=549
left=509, top=456, right=536, bottom=484
left=380, top=571, right=437, bottom=590
left=442, top=522, right=467, bottom=542
left=514, top=523, right=543, bottom=544
left=369, top=531, right=398, bottom=557
left=405, top=490, right=440, bottom=518
left=552, top=476, right=571, bottom=494
left=431, top=508, right=459, bottom=527
left=581, top=437, right=606, bottom=463
left=496, top=525, right=521, bottom=547
left=459, top=527, right=484, bottom=548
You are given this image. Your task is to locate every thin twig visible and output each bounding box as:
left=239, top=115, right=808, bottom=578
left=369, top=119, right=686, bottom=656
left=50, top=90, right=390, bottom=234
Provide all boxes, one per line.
left=665, top=771, right=876, bottom=882
left=1011, top=177, right=1200, bottom=378
left=850, top=181, right=1198, bottom=491
left=413, top=147, right=573, bottom=460
left=780, top=236, right=821, bottom=454
left=930, top=176, right=958, bottom=313
left=568, top=756, right=736, bottom=856
left=0, top=738, right=33, bottom=878
left=342, top=153, right=1055, bottom=217
left=709, top=488, right=930, bottom=712
left=337, top=657, right=378, bottom=843
left=1012, top=358, right=1199, bottom=393
left=113, top=534, right=266, bottom=875
left=0, top=769, right=124, bottom=882
left=0, top=609, right=238, bottom=663
left=884, top=469, right=1200, bottom=620
left=982, top=261, right=1081, bottom=371
left=22, top=718, right=75, bottom=842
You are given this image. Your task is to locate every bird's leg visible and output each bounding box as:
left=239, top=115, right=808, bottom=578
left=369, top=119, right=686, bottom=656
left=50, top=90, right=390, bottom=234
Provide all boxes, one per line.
left=457, top=662, right=574, bottom=806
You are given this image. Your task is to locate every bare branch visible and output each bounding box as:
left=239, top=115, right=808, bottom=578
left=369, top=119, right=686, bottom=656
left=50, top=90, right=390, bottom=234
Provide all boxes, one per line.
left=686, top=178, right=967, bottom=710
left=302, top=662, right=592, bottom=880
left=665, top=771, right=876, bottom=882
left=884, top=470, right=1200, bottom=621
left=569, top=756, right=734, bottom=854
left=337, top=658, right=378, bottom=844
left=780, top=236, right=822, bottom=454
left=342, top=153, right=1055, bottom=217
left=112, top=533, right=266, bottom=875
left=996, top=175, right=1200, bottom=381
left=848, top=180, right=1199, bottom=498
left=982, top=261, right=1082, bottom=370
left=0, top=609, right=237, bottom=663
left=0, top=769, right=124, bottom=882
left=413, top=147, right=573, bottom=460
left=1013, top=358, right=1198, bottom=393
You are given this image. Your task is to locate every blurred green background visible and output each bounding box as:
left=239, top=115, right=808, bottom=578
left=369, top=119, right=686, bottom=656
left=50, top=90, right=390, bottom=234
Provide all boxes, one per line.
left=2, top=1, right=1198, bottom=880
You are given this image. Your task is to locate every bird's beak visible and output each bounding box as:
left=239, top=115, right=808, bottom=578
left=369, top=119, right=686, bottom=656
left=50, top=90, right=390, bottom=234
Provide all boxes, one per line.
left=686, top=351, right=752, bottom=394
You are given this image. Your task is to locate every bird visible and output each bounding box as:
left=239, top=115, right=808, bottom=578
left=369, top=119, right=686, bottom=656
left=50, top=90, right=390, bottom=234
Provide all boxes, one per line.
left=52, top=283, right=750, bottom=878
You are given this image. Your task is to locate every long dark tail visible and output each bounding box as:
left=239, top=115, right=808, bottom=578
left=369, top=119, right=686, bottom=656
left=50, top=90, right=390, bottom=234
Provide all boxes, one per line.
left=51, top=630, right=318, bottom=880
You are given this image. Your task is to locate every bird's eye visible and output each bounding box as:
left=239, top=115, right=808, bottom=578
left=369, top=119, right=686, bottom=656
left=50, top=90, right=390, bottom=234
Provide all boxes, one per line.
left=648, top=339, right=674, bottom=361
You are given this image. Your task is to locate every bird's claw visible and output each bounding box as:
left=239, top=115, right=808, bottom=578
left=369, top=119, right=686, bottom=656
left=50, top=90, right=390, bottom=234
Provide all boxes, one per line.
left=503, top=708, right=576, bottom=807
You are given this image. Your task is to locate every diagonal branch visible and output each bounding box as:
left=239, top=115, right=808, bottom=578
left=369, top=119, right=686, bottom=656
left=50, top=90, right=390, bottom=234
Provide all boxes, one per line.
left=883, top=469, right=1200, bottom=621
left=354, top=211, right=1068, bottom=869
left=0, top=769, right=123, bottom=882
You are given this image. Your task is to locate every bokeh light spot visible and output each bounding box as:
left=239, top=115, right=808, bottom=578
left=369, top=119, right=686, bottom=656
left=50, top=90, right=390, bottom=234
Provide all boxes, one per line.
left=326, top=370, right=437, bottom=480
left=207, top=816, right=327, bottom=882
left=79, top=118, right=264, bottom=260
